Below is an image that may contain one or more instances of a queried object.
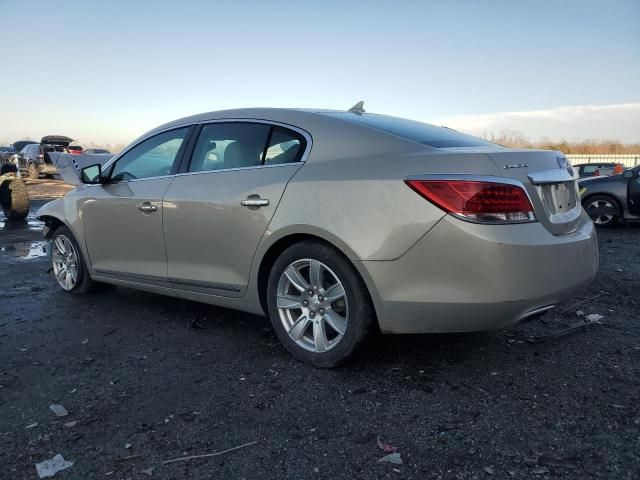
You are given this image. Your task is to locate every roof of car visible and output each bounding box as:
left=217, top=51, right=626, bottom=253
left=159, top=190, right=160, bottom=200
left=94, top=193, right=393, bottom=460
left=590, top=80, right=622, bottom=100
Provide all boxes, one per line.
left=150, top=108, right=348, bottom=133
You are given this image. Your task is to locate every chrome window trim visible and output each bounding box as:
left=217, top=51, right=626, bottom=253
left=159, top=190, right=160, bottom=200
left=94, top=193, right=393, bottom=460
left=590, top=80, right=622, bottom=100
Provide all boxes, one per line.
left=404, top=174, right=538, bottom=225
left=99, top=118, right=313, bottom=185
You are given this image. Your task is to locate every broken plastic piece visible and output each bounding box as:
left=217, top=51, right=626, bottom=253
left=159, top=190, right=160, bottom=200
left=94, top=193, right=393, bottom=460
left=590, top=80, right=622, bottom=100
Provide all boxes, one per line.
left=35, top=454, right=74, bottom=478
left=378, top=452, right=403, bottom=464
left=49, top=404, right=68, bottom=417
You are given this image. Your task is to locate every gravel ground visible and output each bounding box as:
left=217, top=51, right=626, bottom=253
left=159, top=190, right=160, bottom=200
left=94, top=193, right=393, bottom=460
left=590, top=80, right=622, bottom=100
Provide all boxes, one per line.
left=1, top=180, right=639, bottom=479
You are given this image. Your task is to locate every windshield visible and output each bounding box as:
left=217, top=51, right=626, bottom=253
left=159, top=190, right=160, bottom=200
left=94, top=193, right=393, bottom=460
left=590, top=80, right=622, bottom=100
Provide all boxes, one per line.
left=324, top=112, right=498, bottom=148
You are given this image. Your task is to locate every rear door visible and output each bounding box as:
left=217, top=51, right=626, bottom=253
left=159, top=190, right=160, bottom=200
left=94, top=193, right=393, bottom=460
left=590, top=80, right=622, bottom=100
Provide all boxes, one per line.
left=487, top=150, right=582, bottom=235
left=163, top=121, right=308, bottom=296
left=81, top=127, right=192, bottom=283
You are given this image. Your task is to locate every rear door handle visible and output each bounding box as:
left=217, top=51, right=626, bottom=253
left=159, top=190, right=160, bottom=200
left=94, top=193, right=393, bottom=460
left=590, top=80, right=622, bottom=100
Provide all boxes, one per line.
left=137, top=202, right=158, bottom=213
left=241, top=197, right=269, bottom=207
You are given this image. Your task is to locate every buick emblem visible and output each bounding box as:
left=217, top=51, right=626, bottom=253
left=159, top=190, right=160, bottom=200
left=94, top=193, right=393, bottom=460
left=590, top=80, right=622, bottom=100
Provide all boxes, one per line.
left=557, top=156, right=573, bottom=176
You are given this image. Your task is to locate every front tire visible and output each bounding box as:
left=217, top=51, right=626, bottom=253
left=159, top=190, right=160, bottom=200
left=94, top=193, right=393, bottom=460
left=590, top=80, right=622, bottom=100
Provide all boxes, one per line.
left=267, top=241, right=374, bottom=368
left=583, top=195, right=620, bottom=227
left=51, top=226, right=97, bottom=294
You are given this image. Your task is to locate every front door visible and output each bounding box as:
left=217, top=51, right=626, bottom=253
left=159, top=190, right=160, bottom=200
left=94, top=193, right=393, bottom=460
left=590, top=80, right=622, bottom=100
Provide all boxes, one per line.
left=82, top=127, right=191, bottom=284
left=163, top=121, right=308, bottom=295
left=628, top=167, right=640, bottom=216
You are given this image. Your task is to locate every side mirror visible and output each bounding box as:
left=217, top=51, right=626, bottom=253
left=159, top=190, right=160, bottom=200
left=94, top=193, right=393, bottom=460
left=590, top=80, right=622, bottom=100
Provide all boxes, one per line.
left=622, top=169, right=634, bottom=179
left=80, top=164, right=103, bottom=184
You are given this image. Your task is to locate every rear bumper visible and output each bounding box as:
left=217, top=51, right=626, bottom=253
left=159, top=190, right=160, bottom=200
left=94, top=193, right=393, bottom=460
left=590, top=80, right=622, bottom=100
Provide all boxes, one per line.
left=38, top=163, right=58, bottom=175
left=361, top=212, right=598, bottom=334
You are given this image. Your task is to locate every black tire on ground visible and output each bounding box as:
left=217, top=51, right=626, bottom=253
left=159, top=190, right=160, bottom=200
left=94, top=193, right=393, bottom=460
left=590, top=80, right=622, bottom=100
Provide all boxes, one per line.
left=583, top=194, right=620, bottom=227
left=0, top=178, right=30, bottom=221
left=267, top=240, right=375, bottom=368
left=28, top=163, right=39, bottom=179
left=51, top=226, right=98, bottom=294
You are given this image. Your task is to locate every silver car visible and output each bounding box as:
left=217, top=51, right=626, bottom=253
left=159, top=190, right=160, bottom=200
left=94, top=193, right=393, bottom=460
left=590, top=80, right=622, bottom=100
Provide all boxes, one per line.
left=37, top=106, right=599, bottom=367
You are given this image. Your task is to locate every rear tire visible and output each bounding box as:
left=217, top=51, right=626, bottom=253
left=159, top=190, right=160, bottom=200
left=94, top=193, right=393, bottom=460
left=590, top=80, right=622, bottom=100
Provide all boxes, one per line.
left=267, top=241, right=374, bottom=368
left=28, top=163, right=39, bottom=179
left=583, top=195, right=620, bottom=227
left=0, top=177, right=30, bottom=221
left=51, top=226, right=98, bottom=294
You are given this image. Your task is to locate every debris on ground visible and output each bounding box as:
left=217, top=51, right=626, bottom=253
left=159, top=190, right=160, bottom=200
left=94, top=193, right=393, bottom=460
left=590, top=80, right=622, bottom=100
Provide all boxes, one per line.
left=35, top=454, right=74, bottom=478
left=561, top=293, right=602, bottom=312
left=378, top=452, right=403, bottom=464
left=376, top=436, right=398, bottom=453
left=26, top=422, right=38, bottom=429
left=63, top=421, right=77, bottom=428
left=190, top=318, right=206, bottom=329
left=141, top=467, right=154, bottom=476
left=526, top=316, right=604, bottom=343
left=49, top=404, right=68, bottom=417
left=483, top=466, right=495, bottom=475
left=162, top=440, right=257, bottom=464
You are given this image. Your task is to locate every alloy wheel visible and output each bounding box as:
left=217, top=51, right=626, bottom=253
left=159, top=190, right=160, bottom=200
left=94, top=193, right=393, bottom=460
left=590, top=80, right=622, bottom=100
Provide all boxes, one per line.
left=586, top=199, right=616, bottom=225
left=276, top=258, right=349, bottom=353
left=52, top=235, right=79, bottom=291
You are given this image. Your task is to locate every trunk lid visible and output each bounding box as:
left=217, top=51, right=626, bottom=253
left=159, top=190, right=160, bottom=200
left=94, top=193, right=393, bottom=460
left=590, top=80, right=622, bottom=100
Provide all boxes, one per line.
left=486, top=149, right=581, bottom=235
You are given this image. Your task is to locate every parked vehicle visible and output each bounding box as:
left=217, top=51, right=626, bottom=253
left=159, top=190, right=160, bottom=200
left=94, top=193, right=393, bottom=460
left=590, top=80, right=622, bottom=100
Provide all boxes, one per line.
left=579, top=165, right=640, bottom=226
left=17, top=136, right=73, bottom=179
left=84, top=148, right=111, bottom=155
left=68, top=145, right=84, bottom=155
left=573, top=162, right=625, bottom=178
left=0, top=146, right=16, bottom=164
left=37, top=106, right=598, bottom=367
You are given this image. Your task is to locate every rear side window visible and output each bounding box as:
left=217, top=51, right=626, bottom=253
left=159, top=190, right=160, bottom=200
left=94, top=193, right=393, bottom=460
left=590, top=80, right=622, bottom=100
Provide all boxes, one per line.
left=264, top=127, right=304, bottom=165
left=323, top=112, right=496, bottom=148
left=582, top=165, right=599, bottom=174
left=188, top=123, right=306, bottom=173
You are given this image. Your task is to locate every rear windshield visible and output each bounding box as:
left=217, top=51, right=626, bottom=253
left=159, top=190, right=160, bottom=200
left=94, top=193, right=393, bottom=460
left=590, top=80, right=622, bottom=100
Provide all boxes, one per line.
left=324, top=112, right=497, bottom=148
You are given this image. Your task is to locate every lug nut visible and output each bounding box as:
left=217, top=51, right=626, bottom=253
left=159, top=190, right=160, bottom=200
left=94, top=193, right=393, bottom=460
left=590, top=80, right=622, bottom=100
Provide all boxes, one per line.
left=319, top=308, right=324, bottom=315
left=309, top=311, right=316, bottom=318
left=308, top=289, right=314, bottom=296
left=303, top=299, right=309, bottom=306
left=318, top=295, right=324, bottom=302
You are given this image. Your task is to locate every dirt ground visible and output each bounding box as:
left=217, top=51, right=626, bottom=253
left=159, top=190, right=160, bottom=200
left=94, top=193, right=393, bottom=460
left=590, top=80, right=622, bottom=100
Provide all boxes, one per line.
left=0, top=179, right=639, bottom=479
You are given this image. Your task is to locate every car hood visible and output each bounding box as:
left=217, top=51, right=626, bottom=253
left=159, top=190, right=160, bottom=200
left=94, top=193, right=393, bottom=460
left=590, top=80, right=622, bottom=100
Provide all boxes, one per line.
left=48, top=152, right=115, bottom=186
left=41, top=135, right=74, bottom=146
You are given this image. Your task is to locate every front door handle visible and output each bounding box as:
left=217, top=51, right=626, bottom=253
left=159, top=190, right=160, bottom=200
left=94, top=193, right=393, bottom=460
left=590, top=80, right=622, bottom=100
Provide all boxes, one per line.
left=137, top=202, right=158, bottom=213
left=241, top=197, right=269, bottom=207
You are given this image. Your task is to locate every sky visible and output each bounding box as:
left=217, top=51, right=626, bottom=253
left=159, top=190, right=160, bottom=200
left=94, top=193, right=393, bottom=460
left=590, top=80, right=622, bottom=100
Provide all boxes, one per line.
left=1, top=0, right=639, bottom=146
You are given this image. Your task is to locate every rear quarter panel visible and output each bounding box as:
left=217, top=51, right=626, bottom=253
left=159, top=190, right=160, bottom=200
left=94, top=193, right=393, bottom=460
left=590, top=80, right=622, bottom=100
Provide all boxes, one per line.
left=266, top=150, right=504, bottom=261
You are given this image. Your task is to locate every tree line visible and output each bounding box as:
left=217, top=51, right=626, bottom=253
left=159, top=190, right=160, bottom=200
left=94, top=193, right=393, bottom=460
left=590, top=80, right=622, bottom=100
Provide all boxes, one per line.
left=484, top=130, right=640, bottom=154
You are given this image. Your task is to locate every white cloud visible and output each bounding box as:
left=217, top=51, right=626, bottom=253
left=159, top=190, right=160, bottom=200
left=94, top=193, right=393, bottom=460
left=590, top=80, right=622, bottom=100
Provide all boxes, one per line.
left=431, top=103, right=640, bottom=143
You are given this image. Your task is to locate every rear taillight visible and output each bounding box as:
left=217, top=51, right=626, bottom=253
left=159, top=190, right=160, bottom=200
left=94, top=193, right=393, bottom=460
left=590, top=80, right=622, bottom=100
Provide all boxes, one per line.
left=405, top=179, right=536, bottom=224
left=594, top=170, right=600, bottom=176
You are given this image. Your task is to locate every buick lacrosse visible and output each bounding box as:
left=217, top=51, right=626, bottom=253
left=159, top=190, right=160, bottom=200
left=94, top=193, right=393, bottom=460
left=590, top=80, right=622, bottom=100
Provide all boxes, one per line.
left=38, top=104, right=598, bottom=367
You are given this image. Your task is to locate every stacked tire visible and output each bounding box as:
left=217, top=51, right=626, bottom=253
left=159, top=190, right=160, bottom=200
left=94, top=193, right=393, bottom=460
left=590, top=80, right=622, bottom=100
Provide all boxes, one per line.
left=0, top=176, right=30, bottom=221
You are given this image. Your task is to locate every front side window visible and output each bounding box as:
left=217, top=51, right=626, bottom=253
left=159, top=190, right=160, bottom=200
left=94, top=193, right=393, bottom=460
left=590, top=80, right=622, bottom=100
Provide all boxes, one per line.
left=110, top=128, right=189, bottom=182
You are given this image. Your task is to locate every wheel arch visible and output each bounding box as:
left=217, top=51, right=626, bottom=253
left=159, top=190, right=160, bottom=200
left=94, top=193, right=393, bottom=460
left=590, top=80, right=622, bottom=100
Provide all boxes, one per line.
left=255, top=231, right=379, bottom=326
left=581, top=192, right=623, bottom=214
left=38, top=214, right=69, bottom=239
